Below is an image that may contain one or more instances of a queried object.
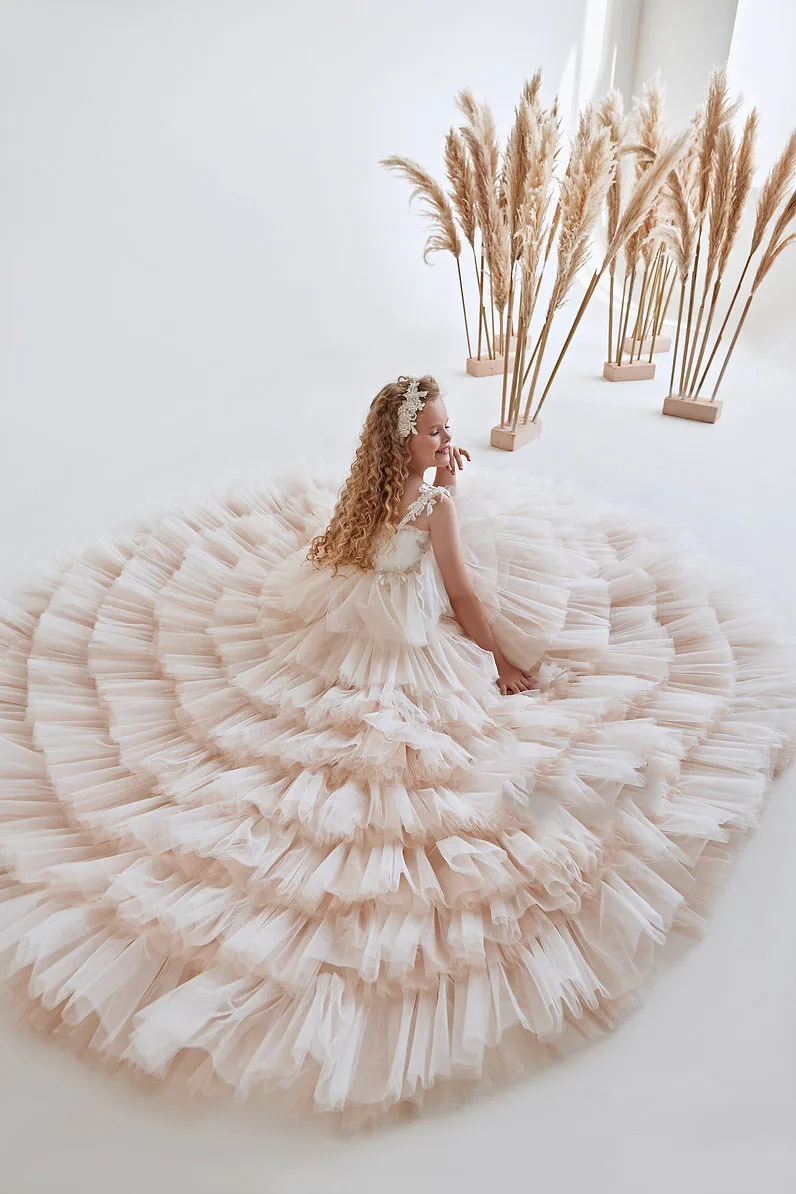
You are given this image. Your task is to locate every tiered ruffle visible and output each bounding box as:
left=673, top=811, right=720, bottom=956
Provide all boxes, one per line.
left=0, top=466, right=794, bottom=1125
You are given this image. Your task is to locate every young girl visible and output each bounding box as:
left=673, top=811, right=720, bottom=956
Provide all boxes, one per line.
left=0, top=372, right=793, bottom=1127
left=307, top=372, right=536, bottom=696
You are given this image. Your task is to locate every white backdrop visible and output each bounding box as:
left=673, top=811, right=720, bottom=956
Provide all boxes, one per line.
left=1, top=3, right=795, bottom=1193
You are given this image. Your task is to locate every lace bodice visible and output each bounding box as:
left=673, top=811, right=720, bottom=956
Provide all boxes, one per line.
left=371, top=482, right=449, bottom=583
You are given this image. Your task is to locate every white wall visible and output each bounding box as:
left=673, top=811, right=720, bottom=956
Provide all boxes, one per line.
left=727, top=0, right=796, bottom=181
left=722, top=0, right=796, bottom=356
left=630, top=0, right=739, bottom=126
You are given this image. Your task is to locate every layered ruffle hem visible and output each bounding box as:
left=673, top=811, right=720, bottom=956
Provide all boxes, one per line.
left=0, top=466, right=794, bottom=1126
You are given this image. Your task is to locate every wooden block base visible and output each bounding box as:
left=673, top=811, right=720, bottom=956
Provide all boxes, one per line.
left=490, top=419, right=542, bottom=451
left=621, top=334, right=671, bottom=355
left=662, top=396, right=722, bottom=423
left=466, top=355, right=514, bottom=378
left=603, top=360, right=656, bottom=382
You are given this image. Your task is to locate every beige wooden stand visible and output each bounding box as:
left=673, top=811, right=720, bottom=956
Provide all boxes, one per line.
left=603, top=360, right=656, bottom=382
left=662, top=396, right=722, bottom=423
left=621, top=334, right=671, bottom=355
left=494, top=332, right=519, bottom=354
left=489, top=419, right=542, bottom=451
left=467, top=355, right=514, bottom=378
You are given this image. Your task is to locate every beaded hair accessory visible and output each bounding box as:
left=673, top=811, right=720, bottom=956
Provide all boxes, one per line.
left=395, top=378, right=428, bottom=440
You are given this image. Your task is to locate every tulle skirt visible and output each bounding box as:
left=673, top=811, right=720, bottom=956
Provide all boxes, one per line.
left=0, top=465, right=794, bottom=1126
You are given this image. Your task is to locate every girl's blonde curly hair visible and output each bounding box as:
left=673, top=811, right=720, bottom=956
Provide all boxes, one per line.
left=307, top=374, right=440, bottom=577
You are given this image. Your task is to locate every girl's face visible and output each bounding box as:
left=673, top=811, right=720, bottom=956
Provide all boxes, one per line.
left=406, top=397, right=452, bottom=474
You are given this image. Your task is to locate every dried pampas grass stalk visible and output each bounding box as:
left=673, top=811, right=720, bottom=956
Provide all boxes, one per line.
left=649, top=165, right=698, bottom=395
left=646, top=255, right=669, bottom=359
left=656, top=262, right=677, bottom=334
left=515, top=110, right=614, bottom=427
left=380, top=155, right=462, bottom=278
left=522, top=69, right=543, bottom=115
left=380, top=156, right=462, bottom=261
left=385, top=92, right=514, bottom=365
left=711, top=186, right=796, bottom=398
left=486, top=211, right=511, bottom=359
left=681, top=121, right=735, bottom=391
left=525, top=128, right=691, bottom=421
left=629, top=241, right=665, bottom=359
left=625, top=74, right=666, bottom=362
left=526, top=98, right=581, bottom=321
left=688, top=109, right=758, bottom=393
left=643, top=248, right=667, bottom=341
left=454, top=89, right=491, bottom=357
left=499, top=98, right=535, bottom=424
left=637, top=258, right=662, bottom=354
left=616, top=229, right=641, bottom=365
left=444, top=128, right=478, bottom=358
left=499, top=94, right=534, bottom=353
left=609, top=138, right=666, bottom=362
left=631, top=247, right=656, bottom=348
left=445, top=127, right=478, bottom=247
left=695, top=124, right=796, bottom=395
left=678, top=67, right=741, bottom=395
left=602, top=75, right=668, bottom=367
left=380, top=154, right=473, bottom=356
left=613, top=143, right=668, bottom=364
left=597, top=90, right=628, bottom=363
left=458, top=88, right=502, bottom=358
left=504, top=98, right=557, bottom=424
left=387, top=72, right=566, bottom=386
left=518, top=102, right=562, bottom=387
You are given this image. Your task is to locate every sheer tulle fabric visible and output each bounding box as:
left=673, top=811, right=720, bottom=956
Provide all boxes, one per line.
left=0, top=466, right=794, bottom=1126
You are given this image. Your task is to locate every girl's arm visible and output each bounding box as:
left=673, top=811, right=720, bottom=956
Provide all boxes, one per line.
left=432, top=444, right=470, bottom=492
left=433, top=463, right=457, bottom=492
left=433, top=466, right=456, bottom=493
left=427, top=492, right=535, bottom=696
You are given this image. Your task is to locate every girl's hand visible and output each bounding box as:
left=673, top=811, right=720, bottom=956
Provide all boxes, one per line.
left=496, top=659, right=535, bottom=696
left=435, top=444, right=471, bottom=479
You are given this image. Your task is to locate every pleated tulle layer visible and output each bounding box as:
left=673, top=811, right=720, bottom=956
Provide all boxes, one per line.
left=0, top=465, right=794, bottom=1126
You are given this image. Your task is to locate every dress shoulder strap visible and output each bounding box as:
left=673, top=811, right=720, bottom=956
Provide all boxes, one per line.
left=396, top=482, right=450, bottom=530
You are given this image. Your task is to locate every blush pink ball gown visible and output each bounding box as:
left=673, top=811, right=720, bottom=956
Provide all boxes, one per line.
left=0, top=465, right=794, bottom=1125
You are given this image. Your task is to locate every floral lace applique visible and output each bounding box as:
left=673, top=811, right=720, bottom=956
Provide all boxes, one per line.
left=396, top=481, right=450, bottom=531
left=375, top=535, right=433, bottom=586
left=372, top=483, right=449, bottom=585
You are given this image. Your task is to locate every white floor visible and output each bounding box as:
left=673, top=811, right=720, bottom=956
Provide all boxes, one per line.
left=1, top=303, right=795, bottom=1194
